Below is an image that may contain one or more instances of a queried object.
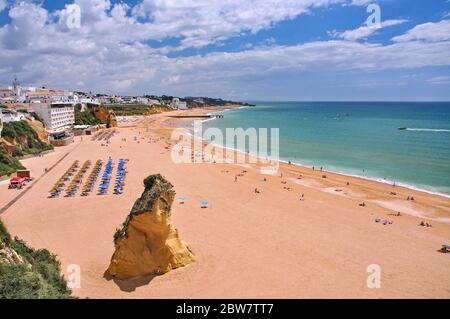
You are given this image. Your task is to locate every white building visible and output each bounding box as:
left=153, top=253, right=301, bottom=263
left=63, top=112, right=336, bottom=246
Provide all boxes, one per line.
left=79, top=97, right=100, bottom=105
left=26, top=89, right=78, bottom=104
left=0, top=88, right=15, bottom=104
left=122, top=96, right=137, bottom=104
left=171, top=98, right=188, bottom=110
left=0, top=109, right=27, bottom=123
left=32, top=102, right=75, bottom=131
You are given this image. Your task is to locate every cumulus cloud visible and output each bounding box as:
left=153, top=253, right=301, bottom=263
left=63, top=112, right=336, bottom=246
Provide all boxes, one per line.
left=130, top=0, right=347, bottom=49
left=330, top=19, right=407, bottom=41
left=0, top=1, right=449, bottom=98
left=0, top=0, right=7, bottom=13
left=348, top=0, right=372, bottom=5
left=392, top=19, right=450, bottom=42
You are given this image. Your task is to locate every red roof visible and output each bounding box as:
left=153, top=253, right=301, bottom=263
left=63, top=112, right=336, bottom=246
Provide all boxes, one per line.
left=10, top=177, right=25, bottom=182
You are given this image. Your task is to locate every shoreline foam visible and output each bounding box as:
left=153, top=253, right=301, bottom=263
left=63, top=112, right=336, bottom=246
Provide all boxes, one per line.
left=198, top=107, right=450, bottom=199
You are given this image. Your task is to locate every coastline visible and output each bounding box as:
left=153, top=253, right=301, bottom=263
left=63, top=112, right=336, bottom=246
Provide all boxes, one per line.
left=0, top=108, right=449, bottom=298
left=161, top=107, right=450, bottom=223
left=196, top=105, right=450, bottom=199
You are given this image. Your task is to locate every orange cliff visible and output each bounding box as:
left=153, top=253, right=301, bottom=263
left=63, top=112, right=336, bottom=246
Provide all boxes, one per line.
left=105, top=174, right=195, bottom=280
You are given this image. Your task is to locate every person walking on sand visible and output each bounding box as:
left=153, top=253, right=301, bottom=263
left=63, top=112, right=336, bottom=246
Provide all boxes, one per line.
left=235, top=175, right=237, bottom=182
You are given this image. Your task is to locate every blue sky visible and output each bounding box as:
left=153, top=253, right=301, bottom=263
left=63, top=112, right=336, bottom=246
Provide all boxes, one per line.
left=0, top=0, right=449, bottom=101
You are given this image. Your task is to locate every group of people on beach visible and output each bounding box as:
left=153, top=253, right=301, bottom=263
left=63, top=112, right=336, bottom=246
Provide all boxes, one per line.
left=419, top=221, right=433, bottom=228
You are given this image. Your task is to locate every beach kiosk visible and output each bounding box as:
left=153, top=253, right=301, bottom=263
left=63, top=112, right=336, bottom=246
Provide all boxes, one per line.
left=9, top=177, right=26, bottom=189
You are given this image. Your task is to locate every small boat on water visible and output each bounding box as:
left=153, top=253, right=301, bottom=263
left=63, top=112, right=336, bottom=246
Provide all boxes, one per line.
left=398, top=127, right=407, bottom=130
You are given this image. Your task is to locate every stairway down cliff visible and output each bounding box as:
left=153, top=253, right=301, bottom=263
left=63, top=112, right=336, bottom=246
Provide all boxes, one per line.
left=105, top=174, right=195, bottom=280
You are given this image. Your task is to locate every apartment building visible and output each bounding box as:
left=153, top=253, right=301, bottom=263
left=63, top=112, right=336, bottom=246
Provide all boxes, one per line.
left=32, top=102, right=75, bottom=130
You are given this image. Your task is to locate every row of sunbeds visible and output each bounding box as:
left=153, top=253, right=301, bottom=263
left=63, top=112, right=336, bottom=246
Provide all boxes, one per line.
left=48, top=161, right=79, bottom=198
left=64, top=160, right=92, bottom=197
left=98, top=158, right=114, bottom=195
left=81, top=160, right=103, bottom=196
left=113, top=158, right=128, bottom=195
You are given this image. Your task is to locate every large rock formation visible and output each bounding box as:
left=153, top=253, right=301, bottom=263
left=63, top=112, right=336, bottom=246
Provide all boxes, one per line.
left=93, top=105, right=117, bottom=128
left=105, top=174, right=195, bottom=280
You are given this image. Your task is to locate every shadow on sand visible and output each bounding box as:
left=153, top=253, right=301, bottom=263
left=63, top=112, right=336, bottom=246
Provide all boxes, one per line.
left=104, top=272, right=156, bottom=292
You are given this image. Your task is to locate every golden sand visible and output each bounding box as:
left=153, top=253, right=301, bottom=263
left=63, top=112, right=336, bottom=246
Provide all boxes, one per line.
left=1, top=108, right=449, bottom=298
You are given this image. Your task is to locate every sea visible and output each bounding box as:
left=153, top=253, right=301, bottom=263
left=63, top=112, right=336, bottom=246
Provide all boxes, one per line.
left=201, top=102, right=450, bottom=197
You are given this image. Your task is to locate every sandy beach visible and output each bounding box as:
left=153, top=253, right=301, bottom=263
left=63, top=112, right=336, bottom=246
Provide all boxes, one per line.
left=1, top=107, right=449, bottom=298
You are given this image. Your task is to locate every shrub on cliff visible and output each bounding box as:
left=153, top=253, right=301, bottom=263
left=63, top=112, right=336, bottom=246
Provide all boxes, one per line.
left=0, top=220, right=71, bottom=299
left=74, top=108, right=100, bottom=126
left=1, top=121, right=53, bottom=156
left=0, top=149, right=25, bottom=177
left=30, top=112, right=44, bottom=125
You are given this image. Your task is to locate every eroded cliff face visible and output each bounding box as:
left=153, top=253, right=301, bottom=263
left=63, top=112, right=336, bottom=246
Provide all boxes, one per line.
left=93, top=106, right=117, bottom=128
left=26, top=118, right=48, bottom=143
left=105, top=174, right=195, bottom=280
left=0, top=243, right=26, bottom=265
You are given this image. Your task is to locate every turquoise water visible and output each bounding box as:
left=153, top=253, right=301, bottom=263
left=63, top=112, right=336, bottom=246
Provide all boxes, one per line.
left=202, top=102, right=450, bottom=196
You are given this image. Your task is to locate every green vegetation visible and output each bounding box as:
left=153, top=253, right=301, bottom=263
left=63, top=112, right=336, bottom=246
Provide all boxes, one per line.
left=30, top=112, right=44, bottom=125
left=74, top=105, right=100, bottom=126
left=0, top=149, right=25, bottom=177
left=144, top=174, right=160, bottom=190
left=0, top=220, right=71, bottom=299
left=107, top=104, right=154, bottom=116
left=1, top=121, right=53, bottom=156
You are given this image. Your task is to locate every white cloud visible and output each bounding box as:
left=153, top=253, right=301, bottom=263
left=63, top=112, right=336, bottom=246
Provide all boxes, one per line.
left=0, top=0, right=7, bottom=13
left=427, top=76, right=450, bottom=85
left=330, top=19, right=407, bottom=41
left=392, top=20, right=450, bottom=42
left=0, top=1, right=449, bottom=98
left=130, top=0, right=347, bottom=49
left=349, top=0, right=372, bottom=5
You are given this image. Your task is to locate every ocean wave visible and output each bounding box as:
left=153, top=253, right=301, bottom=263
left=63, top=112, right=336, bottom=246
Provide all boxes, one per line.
left=180, top=131, right=450, bottom=199
left=404, top=128, right=450, bottom=132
